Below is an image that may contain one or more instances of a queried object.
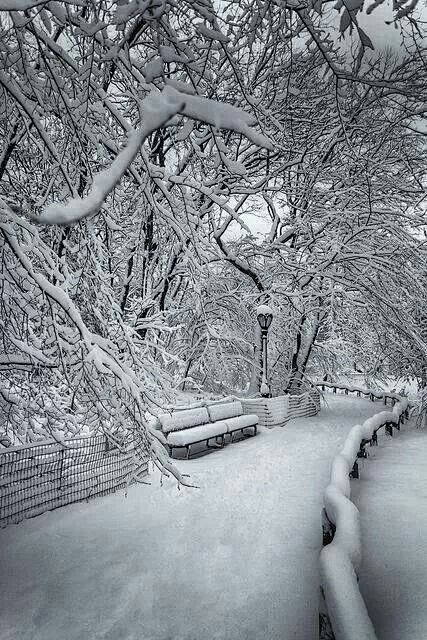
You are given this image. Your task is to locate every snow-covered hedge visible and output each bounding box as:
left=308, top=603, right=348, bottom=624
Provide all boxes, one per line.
left=319, top=383, right=409, bottom=640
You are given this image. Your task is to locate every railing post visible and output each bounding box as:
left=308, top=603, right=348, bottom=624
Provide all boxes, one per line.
left=322, top=508, right=336, bottom=546
left=358, top=440, right=369, bottom=459
left=350, top=460, right=359, bottom=479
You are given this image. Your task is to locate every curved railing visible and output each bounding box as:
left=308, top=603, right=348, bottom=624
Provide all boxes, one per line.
left=317, top=382, right=410, bottom=640
left=317, top=381, right=403, bottom=405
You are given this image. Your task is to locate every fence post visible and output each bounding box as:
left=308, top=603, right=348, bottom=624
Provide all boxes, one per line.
left=58, top=447, right=65, bottom=491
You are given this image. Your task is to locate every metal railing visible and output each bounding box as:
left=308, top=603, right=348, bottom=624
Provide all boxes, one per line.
left=317, top=382, right=410, bottom=640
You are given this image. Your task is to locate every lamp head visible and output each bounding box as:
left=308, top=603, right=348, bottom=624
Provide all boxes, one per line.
left=256, top=304, right=273, bottom=330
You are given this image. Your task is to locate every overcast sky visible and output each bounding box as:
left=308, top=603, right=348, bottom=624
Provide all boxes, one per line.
left=358, top=1, right=427, bottom=51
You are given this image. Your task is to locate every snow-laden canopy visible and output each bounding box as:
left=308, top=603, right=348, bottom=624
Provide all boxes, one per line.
left=0, top=0, right=425, bottom=469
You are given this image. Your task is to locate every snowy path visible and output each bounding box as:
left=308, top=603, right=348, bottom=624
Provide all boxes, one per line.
left=352, top=425, right=427, bottom=640
left=0, top=396, right=380, bottom=640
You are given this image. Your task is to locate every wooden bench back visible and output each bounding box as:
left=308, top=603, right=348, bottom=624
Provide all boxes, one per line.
left=207, top=401, right=244, bottom=422
left=159, top=401, right=245, bottom=435
left=159, top=407, right=210, bottom=435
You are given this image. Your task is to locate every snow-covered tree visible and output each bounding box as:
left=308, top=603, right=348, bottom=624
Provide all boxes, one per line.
left=0, top=0, right=425, bottom=472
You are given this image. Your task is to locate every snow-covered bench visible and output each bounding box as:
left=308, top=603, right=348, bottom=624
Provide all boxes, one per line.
left=158, top=401, right=258, bottom=459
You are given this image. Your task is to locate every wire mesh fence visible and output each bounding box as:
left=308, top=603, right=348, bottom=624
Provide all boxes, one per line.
left=0, top=433, right=149, bottom=528
left=1, top=391, right=320, bottom=528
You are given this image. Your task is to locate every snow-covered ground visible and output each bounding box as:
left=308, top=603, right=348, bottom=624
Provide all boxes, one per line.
left=0, top=396, right=380, bottom=640
left=353, top=426, right=427, bottom=640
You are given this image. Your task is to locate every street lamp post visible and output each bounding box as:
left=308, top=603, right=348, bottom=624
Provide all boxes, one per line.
left=257, top=304, right=273, bottom=397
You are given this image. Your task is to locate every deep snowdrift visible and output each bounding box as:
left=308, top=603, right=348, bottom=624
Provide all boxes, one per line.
left=0, top=396, right=379, bottom=640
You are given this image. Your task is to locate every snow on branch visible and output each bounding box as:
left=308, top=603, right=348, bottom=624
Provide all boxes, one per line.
left=38, top=90, right=184, bottom=226
left=38, top=87, right=273, bottom=227
left=0, top=0, right=84, bottom=9
left=164, top=87, right=273, bottom=150
left=0, top=353, right=55, bottom=370
left=0, top=200, right=197, bottom=486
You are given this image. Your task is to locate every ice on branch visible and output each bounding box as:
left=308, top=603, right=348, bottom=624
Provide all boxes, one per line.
left=39, top=87, right=273, bottom=227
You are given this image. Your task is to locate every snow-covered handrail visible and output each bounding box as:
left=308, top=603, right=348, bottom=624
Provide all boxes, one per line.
left=316, top=380, right=402, bottom=403
left=318, top=382, right=409, bottom=640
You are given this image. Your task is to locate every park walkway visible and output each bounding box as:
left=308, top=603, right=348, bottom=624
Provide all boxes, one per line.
left=0, top=396, right=380, bottom=640
left=353, top=425, right=427, bottom=640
